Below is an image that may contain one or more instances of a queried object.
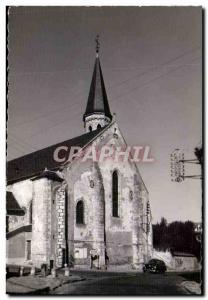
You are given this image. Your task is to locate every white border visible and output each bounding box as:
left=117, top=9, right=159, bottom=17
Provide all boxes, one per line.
left=1, top=1, right=207, bottom=5
left=0, top=3, right=6, bottom=298
left=0, top=1, right=206, bottom=299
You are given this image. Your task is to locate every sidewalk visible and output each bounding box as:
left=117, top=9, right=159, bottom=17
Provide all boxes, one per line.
left=180, top=281, right=201, bottom=295
left=6, top=273, right=85, bottom=294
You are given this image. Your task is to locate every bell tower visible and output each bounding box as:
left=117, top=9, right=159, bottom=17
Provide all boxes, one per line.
left=83, top=36, right=112, bottom=132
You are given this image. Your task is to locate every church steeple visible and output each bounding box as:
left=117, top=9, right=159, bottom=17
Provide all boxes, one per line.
left=83, top=36, right=112, bottom=132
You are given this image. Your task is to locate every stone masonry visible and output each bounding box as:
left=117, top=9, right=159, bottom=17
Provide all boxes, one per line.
left=55, top=185, right=66, bottom=267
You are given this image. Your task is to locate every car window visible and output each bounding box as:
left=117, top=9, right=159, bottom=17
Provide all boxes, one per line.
left=149, top=259, right=156, bottom=264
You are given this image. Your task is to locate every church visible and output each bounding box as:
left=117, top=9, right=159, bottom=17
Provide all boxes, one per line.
left=6, top=42, right=153, bottom=271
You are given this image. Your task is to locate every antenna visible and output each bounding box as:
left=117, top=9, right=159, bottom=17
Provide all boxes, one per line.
left=95, top=35, right=100, bottom=54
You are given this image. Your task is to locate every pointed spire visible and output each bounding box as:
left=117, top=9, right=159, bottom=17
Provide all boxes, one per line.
left=83, top=37, right=112, bottom=122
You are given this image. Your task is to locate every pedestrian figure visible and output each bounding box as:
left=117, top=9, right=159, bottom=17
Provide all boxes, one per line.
left=105, top=252, right=109, bottom=269
left=90, top=249, right=99, bottom=269
left=90, top=253, right=98, bottom=269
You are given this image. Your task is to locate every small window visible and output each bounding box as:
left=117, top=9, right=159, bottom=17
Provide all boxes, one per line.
left=112, top=171, right=119, bottom=217
left=76, top=200, right=84, bottom=224
left=97, top=124, right=101, bottom=129
left=89, top=126, right=92, bottom=132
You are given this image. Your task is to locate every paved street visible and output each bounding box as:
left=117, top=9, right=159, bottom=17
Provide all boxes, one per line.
left=51, top=272, right=193, bottom=295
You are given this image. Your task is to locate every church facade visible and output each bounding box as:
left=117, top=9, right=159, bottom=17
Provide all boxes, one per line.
left=6, top=48, right=153, bottom=270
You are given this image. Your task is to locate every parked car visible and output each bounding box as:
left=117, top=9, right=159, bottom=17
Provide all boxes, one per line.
left=143, top=259, right=167, bottom=274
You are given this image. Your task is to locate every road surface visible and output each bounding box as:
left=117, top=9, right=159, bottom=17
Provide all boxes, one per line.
left=52, top=272, right=191, bottom=295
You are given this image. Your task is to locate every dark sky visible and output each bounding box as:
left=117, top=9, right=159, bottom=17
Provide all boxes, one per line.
left=7, top=6, right=202, bottom=223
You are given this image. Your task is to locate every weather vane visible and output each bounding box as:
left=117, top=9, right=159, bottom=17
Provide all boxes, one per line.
left=95, top=35, right=100, bottom=54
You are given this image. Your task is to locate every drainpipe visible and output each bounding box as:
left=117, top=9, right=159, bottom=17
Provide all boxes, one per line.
left=103, top=195, right=107, bottom=269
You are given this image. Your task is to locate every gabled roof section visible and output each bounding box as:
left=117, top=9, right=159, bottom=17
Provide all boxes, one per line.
left=7, top=127, right=106, bottom=184
left=6, top=191, right=25, bottom=216
left=83, top=55, right=112, bottom=121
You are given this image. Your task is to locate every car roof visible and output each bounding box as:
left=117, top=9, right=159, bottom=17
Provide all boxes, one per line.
left=149, top=259, right=165, bottom=264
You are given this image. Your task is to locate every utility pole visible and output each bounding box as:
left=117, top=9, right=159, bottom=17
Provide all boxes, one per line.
left=170, top=148, right=202, bottom=182
left=170, top=146, right=203, bottom=246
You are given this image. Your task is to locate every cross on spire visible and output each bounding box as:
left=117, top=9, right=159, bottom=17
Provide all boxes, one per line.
left=95, top=35, right=100, bottom=54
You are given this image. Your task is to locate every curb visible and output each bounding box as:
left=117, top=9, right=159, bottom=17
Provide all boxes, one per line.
left=50, top=276, right=86, bottom=291
left=7, top=287, right=50, bottom=295
left=6, top=281, right=50, bottom=295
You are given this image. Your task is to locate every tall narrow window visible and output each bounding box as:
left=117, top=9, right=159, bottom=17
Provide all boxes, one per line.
left=26, top=240, right=31, bottom=260
left=29, top=202, right=32, bottom=224
left=112, top=171, right=119, bottom=217
left=6, top=216, right=9, bottom=233
left=76, top=200, right=84, bottom=224
left=89, top=126, right=92, bottom=132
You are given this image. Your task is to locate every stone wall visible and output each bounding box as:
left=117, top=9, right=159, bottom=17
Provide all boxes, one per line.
left=106, top=231, right=133, bottom=265
left=7, top=176, right=66, bottom=268
left=173, top=256, right=200, bottom=271
left=64, top=121, right=153, bottom=269
left=96, top=124, right=148, bottom=268
left=6, top=232, right=32, bottom=262
left=153, top=250, right=200, bottom=271
left=72, top=162, right=105, bottom=268
left=7, top=180, right=33, bottom=231
left=7, top=180, right=33, bottom=264
left=31, top=178, right=51, bottom=267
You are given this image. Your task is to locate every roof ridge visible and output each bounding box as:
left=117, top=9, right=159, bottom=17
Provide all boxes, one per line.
left=7, top=129, right=102, bottom=164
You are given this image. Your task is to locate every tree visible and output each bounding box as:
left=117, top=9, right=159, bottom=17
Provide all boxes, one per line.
left=153, top=219, right=201, bottom=260
left=194, top=146, right=203, bottom=165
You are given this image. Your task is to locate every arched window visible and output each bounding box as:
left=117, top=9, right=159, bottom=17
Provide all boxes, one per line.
left=89, top=126, right=92, bottom=132
left=97, top=124, right=101, bottom=129
left=29, top=201, right=32, bottom=224
left=76, top=200, right=84, bottom=224
left=112, top=171, right=119, bottom=217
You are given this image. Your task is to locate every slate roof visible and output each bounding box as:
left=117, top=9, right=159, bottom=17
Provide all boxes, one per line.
left=83, top=56, right=112, bottom=121
left=6, top=191, right=25, bottom=216
left=7, top=127, right=106, bottom=184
